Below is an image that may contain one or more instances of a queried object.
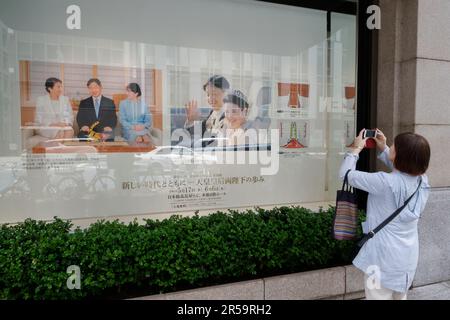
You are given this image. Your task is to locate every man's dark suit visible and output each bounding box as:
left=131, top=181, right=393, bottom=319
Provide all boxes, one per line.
left=76, top=96, right=117, bottom=139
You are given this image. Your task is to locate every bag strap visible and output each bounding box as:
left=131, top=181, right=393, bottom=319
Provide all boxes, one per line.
left=341, top=169, right=352, bottom=191
left=357, top=176, right=423, bottom=248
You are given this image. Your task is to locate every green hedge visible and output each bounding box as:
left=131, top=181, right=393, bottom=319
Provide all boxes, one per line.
left=0, top=206, right=364, bottom=300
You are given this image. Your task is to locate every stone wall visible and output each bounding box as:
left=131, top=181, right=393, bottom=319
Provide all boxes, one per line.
left=377, top=0, right=450, bottom=187
left=377, top=0, right=450, bottom=285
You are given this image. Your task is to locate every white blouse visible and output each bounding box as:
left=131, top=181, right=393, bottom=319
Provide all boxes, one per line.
left=35, top=95, right=73, bottom=126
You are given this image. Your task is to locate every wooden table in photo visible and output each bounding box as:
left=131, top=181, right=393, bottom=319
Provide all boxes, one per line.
left=32, top=141, right=155, bottom=154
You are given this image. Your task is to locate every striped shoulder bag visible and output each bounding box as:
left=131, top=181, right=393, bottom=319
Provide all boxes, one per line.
left=332, top=169, right=358, bottom=240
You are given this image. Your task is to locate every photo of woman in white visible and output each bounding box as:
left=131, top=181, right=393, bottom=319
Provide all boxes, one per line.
left=35, top=77, right=74, bottom=140
left=217, top=89, right=257, bottom=147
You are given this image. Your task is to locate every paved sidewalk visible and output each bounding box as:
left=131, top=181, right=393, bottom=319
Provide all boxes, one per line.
left=408, top=281, right=450, bottom=300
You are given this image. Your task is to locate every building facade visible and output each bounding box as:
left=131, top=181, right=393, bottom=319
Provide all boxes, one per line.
left=0, top=0, right=448, bottom=288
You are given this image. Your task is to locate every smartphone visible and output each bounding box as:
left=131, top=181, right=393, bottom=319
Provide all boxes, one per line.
left=364, top=129, right=377, bottom=139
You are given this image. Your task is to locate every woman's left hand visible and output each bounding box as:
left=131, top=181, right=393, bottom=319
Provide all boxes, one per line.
left=350, top=129, right=368, bottom=155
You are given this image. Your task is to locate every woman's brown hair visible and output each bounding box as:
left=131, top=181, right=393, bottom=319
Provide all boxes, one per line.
left=393, top=132, right=430, bottom=176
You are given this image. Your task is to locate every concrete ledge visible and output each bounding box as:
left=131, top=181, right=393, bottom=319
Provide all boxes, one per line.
left=131, top=279, right=264, bottom=300
left=133, top=265, right=365, bottom=300
left=131, top=263, right=450, bottom=300
left=409, top=281, right=450, bottom=300
left=344, top=291, right=365, bottom=300
left=264, top=267, right=345, bottom=300
left=321, top=295, right=344, bottom=300
left=345, top=265, right=365, bottom=294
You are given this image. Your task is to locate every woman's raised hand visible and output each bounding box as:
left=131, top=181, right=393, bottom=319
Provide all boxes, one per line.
left=374, top=128, right=387, bottom=151
left=350, top=129, right=368, bottom=155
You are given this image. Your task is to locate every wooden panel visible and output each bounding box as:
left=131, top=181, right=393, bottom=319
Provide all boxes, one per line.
left=21, top=106, right=35, bottom=126
left=32, top=143, right=155, bottom=154
left=92, top=65, right=98, bottom=78
left=345, top=86, right=356, bottom=99
left=19, top=61, right=31, bottom=105
left=112, top=93, right=127, bottom=112
left=151, top=69, right=163, bottom=130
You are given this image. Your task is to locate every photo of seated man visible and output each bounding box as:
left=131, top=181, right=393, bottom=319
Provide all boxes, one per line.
left=217, top=89, right=258, bottom=147
left=184, top=75, right=230, bottom=147
left=77, top=78, right=117, bottom=142
left=35, top=77, right=74, bottom=140
left=119, top=83, right=153, bottom=145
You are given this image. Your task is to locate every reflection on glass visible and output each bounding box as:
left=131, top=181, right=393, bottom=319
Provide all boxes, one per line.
left=0, top=2, right=356, bottom=223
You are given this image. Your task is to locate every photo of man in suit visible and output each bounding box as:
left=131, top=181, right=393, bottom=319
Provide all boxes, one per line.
left=77, top=78, right=117, bottom=141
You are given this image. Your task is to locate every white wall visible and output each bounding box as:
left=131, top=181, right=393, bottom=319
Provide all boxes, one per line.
left=0, top=0, right=326, bottom=56
left=0, top=17, right=21, bottom=156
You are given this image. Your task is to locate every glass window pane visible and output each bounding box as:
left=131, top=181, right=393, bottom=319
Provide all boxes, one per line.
left=0, top=0, right=357, bottom=223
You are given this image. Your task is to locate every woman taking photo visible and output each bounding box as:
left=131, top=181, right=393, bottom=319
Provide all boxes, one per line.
left=339, top=129, right=431, bottom=300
